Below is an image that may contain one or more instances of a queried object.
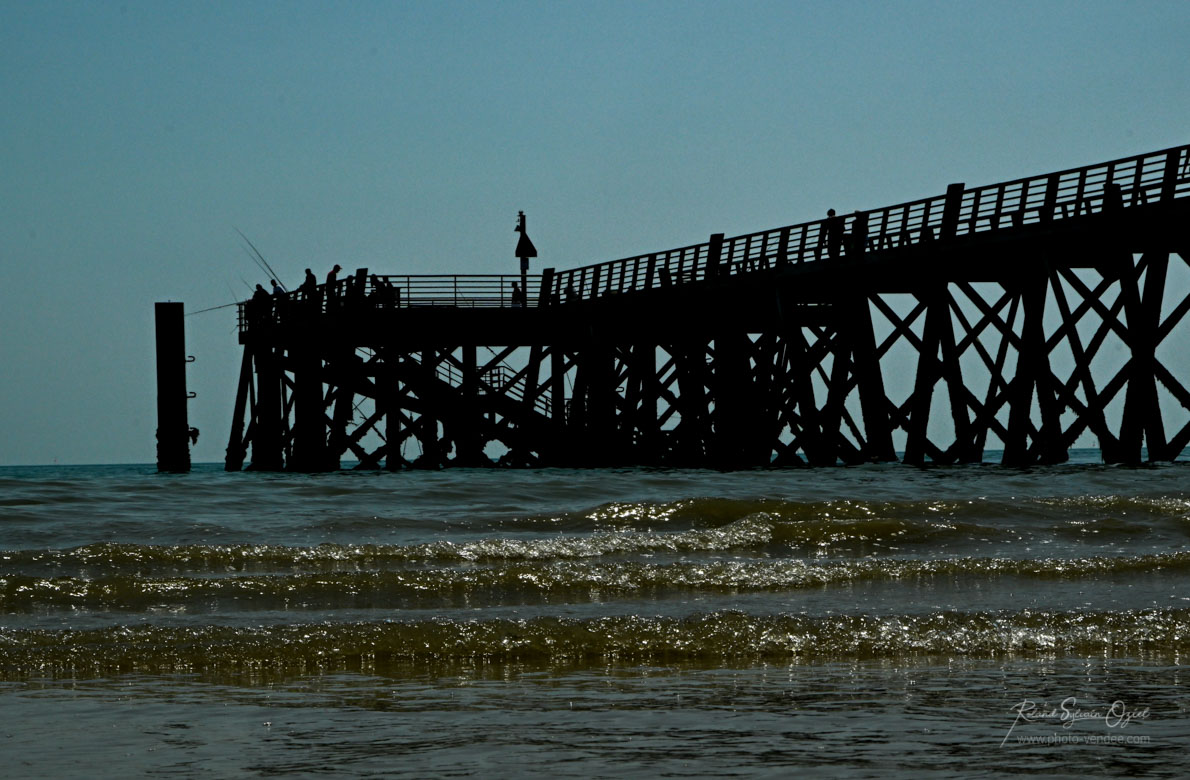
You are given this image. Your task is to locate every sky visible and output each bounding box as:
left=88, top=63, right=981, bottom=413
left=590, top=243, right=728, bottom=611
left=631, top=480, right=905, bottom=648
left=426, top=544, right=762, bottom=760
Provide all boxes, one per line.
left=1, top=0, right=1188, bottom=466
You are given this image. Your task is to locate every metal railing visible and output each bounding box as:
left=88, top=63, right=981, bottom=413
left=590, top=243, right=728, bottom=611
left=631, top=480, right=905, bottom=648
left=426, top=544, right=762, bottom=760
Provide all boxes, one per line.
left=549, top=143, right=1190, bottom=302
left=239, top=274, right=540, bottom=330
left=239, top=143, right=1190, bottom=330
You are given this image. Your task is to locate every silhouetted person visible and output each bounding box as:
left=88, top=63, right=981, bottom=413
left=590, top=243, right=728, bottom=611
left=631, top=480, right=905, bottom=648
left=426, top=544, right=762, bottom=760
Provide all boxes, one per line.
left=188, top=427, right=200, bottom=445
left=300, top=268, right=318, bottom=298
left=511, top=282, right=525, bottom=308
left=824, top=209, right=844, bottom=260
left=271, top=279, right=284, bottom=296
left=249, top=284, right=271, bottom=323
left=565, top=283, right=577, bottom=302
left=325, top=264, right=342, bottom=308
left=369, top=275, right=389, bottom=308
left=659, top=267, right=671, bottom=286
left=345, top=273, right=364, bottom=304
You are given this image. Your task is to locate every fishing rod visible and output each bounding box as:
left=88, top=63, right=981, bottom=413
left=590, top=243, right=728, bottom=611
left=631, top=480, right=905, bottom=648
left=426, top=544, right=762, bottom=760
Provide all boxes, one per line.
left=187, top=301, right=240, bottom=316
left=234, top=227, right=288, bottom=292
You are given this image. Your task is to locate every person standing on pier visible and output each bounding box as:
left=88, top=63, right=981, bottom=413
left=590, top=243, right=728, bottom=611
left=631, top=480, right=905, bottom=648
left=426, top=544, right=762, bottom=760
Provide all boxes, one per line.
left=300, top=268, right=317, bottom=297
left=249, top=284, right=272, bottom=324
left=325, top=264, right=342, bottom=308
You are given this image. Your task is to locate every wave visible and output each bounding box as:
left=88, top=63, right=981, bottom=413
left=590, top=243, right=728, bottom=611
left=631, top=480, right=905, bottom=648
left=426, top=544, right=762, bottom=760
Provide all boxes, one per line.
left=3, top=552, right=1188, bottom=613
left=0, top=512, right=1006, bottom=573
left=1, top=608, right=1185, bottom=678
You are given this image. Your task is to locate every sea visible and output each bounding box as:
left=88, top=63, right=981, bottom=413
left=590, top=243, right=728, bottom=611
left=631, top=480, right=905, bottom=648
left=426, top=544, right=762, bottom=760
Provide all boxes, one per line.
left=1, top=452, right=1187, bottom=777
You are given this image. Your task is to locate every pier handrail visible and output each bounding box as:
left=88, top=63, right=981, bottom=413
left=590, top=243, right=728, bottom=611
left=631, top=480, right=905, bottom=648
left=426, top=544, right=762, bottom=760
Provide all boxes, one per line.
left=238, top=142, right=1190, bottom=332
left=550, top=142, right=1190, bottom=302
left=238, top=273, right=541, bottom=331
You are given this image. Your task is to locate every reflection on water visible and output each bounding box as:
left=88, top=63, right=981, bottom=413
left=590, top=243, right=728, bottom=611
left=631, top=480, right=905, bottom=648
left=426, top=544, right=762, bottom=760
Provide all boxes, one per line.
left=2, top=659, right=1184, bottom=778
left=1, top=460, right=1188, bottom=775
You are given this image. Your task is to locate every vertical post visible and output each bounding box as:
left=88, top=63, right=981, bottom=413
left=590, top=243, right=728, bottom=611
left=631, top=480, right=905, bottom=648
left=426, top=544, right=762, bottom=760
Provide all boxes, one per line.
left=712, top=331, right=757, bottom=468
left=251, top=344, right=284, bottom=470
left=155, top=302, right=191, bottom=472
left=537, top=268, right=555, bottom=307
left=674, top=339, right=712, bottom=464
left=550, top=345, right=567, bottom=461
left=903, top=289, right=942, bottom=466
left=457, top=344, right=484, bottom=465
left=785, top=327, right=823, bottom=464
left=636, top=344, right=659, bottom=463
left=418, top=346, right=442, bottom=466
left=936, top=291, right=975, bottom=462
left=382, top=349, right=403, bottom=471
left=940, top=183, right=965, bottom=239
left=1003, top=273, right=1053, bottom=466
left=707, top=233, right=725, bottom=278
left=290, top=342, right=328, bottom=471
left=224, top=347, right=252, bottom=471
left=818, top=330, right=853, bottom=465
left=1161, top=150, right=1181, bottom=202
left=326, top=353, right=356, bottom=467
left=1040, top=174, right=1059, bottom=224
left=584, top=341, right=617, bottom=465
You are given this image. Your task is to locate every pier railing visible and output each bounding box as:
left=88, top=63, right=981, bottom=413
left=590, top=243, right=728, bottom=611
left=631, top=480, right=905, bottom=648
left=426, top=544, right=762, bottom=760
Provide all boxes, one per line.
left=550, top=143, right=1190, bottom=301
left=239, top=142, right=1190, bottom=331
left=238, top=274, right=541, bottom=332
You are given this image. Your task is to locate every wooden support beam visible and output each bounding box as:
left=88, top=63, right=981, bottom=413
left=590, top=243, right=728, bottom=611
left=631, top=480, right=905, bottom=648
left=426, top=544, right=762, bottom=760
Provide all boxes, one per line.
left=326, top=352, right=358, bottom=467
left=972, top=289, right=1018, bottom=459
left=819, top=331, right=853, bottom=466
left=456, top=344, right=485, bottom=465
left=550, top=345, right=568, bottom=455
left=224, top=347, right=253, bottom=471
left=415, top=346, right=444, bottom=467
left=1047, top=266, right=1119, bottom=460
left=379, top=348, right=405, bottom=470
left=626, top=343, right=660, bottom=463
left=582, top=341, right=618, bottom=465
left=289, top=342, right=329, bottom=471
left=250, top=344, right=284, bottom=470
left=711, top=331, right=758, bottom=467
left=1003, top=268, right=1062, bottom=466
left=784, top=328, right=826, bottom=466
left=1121, top=252, right=1170, bottom=460
left=938, top=290, right=975, bottom=462
left=672, top=340, right=710, bottom=464
left=846, top=295, right=896, bottom=462
left=903, top=289, right=943, bottom=466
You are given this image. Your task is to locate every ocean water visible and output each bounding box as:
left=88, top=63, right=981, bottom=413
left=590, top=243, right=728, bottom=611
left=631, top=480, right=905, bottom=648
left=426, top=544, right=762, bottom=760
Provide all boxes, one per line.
left=1, top=454, right=1188, bottom=777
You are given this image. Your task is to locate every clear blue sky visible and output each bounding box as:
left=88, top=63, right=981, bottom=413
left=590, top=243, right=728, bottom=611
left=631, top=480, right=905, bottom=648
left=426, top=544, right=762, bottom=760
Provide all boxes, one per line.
left=1, top=0, right=1187, bottom=466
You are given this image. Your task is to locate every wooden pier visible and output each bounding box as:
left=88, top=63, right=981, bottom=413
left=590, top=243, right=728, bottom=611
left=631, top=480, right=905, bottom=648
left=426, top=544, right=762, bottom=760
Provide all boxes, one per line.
left=225, top=144, right=1190, bottom=470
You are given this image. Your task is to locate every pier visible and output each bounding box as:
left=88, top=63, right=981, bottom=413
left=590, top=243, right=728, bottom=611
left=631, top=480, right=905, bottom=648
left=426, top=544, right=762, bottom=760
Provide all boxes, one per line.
left=223, top=143, right=1190, bottom=470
